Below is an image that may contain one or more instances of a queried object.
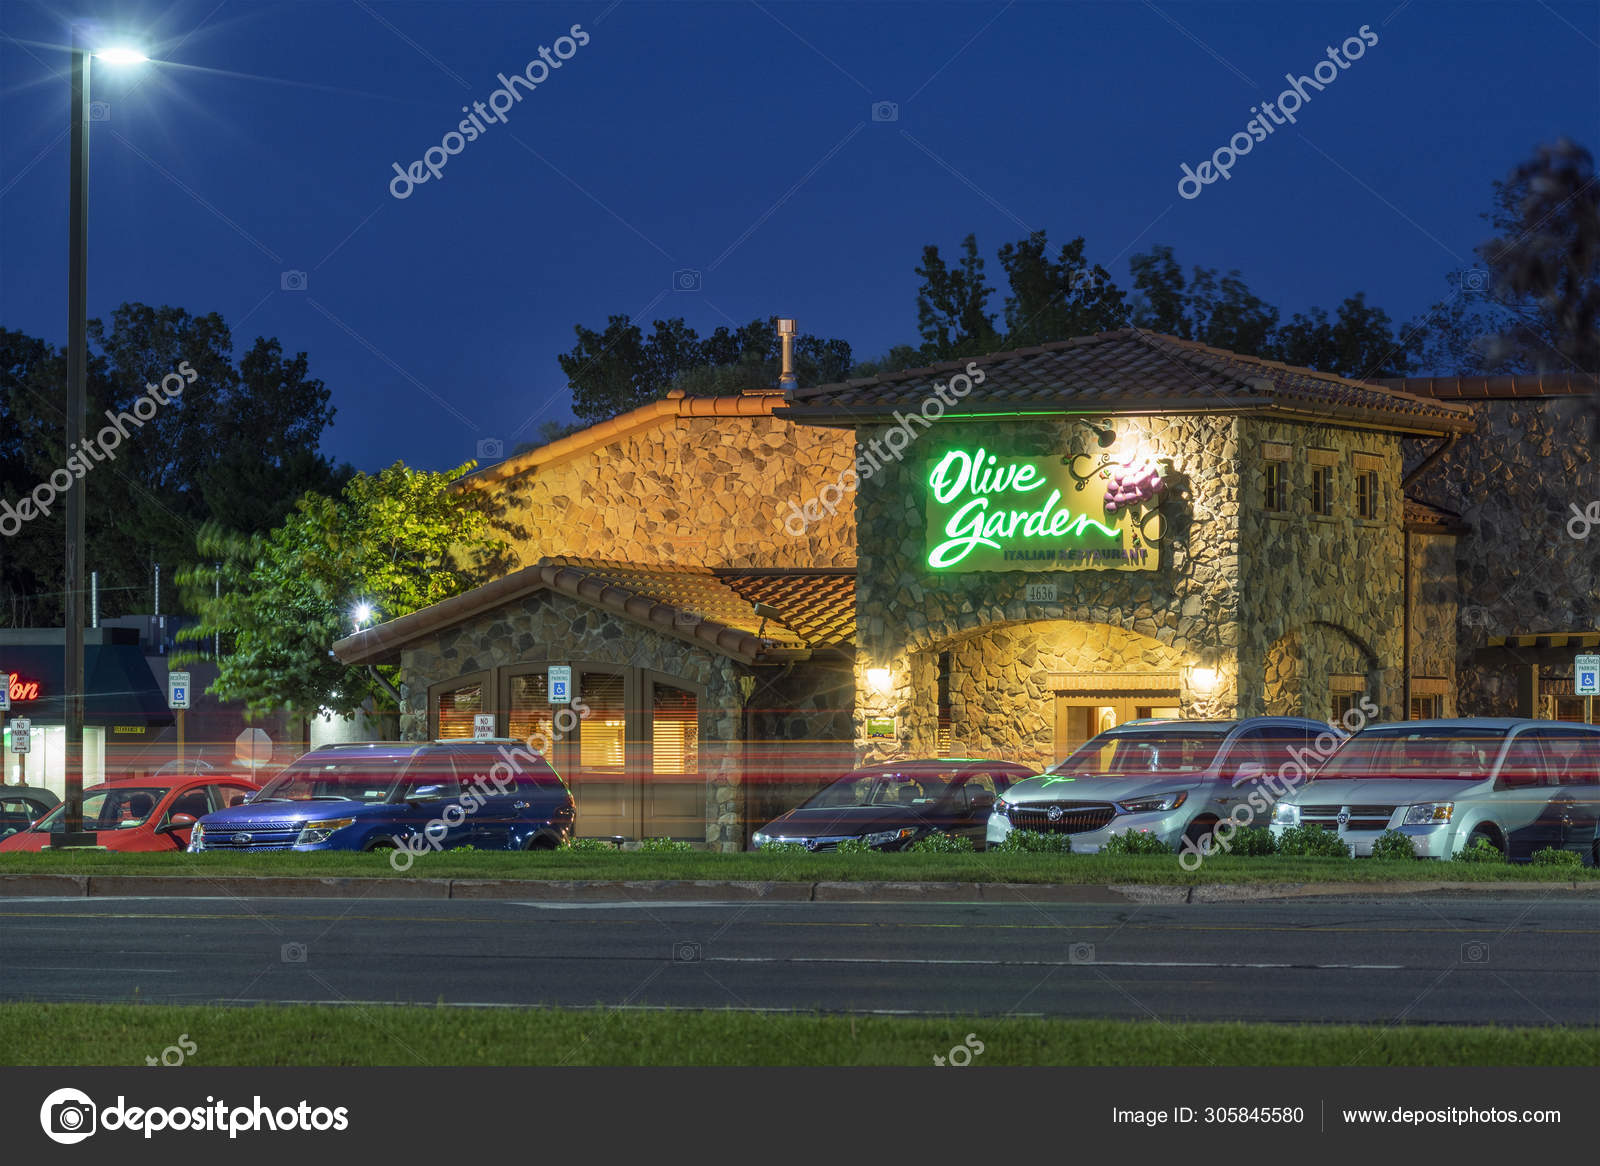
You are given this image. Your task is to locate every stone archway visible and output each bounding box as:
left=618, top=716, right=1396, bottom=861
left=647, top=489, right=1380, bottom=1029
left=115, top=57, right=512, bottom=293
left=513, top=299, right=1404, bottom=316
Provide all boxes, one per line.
left=920, top=619, right=1183, bottom=771
left=1262, top=621, right=1381, bottom=723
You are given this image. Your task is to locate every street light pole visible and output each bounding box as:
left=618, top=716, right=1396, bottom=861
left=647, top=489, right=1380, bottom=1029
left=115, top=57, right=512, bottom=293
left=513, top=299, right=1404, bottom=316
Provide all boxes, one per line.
left=58, top=25, right=91, bottom=845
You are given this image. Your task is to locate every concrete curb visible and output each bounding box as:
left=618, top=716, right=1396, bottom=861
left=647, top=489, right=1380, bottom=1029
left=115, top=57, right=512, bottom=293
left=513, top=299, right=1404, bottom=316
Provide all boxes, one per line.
left=0, top=874, right=1595, bottom=903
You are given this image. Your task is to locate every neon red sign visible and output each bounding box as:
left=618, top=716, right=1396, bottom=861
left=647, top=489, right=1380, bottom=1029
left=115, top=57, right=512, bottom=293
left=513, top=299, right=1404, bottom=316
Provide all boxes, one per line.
left=2, top=675, right=40, bottom=702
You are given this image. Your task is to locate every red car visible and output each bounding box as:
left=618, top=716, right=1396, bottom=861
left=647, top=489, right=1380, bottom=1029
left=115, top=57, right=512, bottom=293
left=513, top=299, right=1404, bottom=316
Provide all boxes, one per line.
left=0, top=774, right=260, bottom=852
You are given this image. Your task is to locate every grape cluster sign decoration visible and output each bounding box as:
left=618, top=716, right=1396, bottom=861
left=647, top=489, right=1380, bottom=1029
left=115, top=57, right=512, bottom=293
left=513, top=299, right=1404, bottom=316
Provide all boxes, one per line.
left=924, top=447, right=1169, bottom=573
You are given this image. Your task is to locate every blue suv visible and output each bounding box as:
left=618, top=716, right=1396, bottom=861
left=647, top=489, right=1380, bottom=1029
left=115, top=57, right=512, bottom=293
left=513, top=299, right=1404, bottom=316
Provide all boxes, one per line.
left=189, top=739, right=576, bottom=857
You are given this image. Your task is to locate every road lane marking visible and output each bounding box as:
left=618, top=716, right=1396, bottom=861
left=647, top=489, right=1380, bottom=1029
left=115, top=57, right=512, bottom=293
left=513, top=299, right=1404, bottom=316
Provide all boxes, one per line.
left=706, top=956, right=1406, bottom=970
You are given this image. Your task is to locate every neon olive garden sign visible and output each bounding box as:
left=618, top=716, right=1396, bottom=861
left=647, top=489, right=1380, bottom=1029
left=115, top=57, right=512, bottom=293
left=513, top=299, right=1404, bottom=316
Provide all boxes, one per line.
left=925, top=448, right=1169, bottom=572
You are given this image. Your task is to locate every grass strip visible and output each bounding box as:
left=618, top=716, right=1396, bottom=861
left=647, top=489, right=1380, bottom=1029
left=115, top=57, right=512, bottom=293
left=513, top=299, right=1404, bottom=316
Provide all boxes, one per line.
left=4, top=1003, right=1595, bottom=1066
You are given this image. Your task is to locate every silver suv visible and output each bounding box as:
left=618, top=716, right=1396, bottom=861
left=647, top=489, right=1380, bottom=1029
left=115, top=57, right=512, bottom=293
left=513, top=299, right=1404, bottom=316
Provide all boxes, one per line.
left=988, top=717, right=1326, bottom=853
left=1272, top=718, right=1600, bottom=861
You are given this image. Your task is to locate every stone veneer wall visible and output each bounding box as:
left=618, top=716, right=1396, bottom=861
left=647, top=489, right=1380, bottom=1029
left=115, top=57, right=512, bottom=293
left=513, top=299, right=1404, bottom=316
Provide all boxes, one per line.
left=395, top=588, right=750, bottom=850
left=1408, top=530, right=1459, bottom=713
left=484, top=406, right=856, bottom=570
left=1402, top=398, right=1600, bottom=714
left=946, top=621, right=1182, bottom=770
left=852, top=414, right=1244, bottom=762
left=1238, top=418, right=1406, bottom=721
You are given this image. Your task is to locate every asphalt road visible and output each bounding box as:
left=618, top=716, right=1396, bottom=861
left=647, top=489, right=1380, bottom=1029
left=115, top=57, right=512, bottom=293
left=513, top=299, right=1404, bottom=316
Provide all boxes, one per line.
left=0, top=894, right=1596, bottom=1025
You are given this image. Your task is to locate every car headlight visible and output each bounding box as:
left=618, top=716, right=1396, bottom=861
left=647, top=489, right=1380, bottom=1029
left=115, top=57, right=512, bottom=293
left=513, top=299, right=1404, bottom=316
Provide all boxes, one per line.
left=1272, top=803, right=1300, bottom=826
left=862, top=828, right=916, bottom=847
left=1116, top=791, right=1188, bottom=814
left=188, top=823, right=205, bottom=852
left=1403, top=802, right=1454, bottom=825
left=993, top=797, right=1010, bottom=815
left=752, top=832, right=770, bottom=847
left=296, top=818, right=356, bottom=845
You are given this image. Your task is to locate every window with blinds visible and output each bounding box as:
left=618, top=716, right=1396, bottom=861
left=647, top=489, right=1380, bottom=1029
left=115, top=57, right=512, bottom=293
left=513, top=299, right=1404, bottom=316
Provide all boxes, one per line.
left=579, top=672, right=626, bottom=769
left=653, top=685, right=698, bottom=774
left=436, top=683, right=482, bottom=739
left=507, top=672, right=554, bottom=746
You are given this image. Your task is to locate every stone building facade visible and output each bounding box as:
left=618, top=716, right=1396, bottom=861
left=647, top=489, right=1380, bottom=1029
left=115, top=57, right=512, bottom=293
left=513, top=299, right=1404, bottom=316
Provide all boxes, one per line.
left=337, top=330, right=1598, bottom=849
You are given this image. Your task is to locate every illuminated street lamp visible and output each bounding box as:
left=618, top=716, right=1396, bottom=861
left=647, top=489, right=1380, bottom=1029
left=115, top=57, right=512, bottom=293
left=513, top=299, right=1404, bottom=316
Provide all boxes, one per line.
left=56, top=29, right=149, bottom=847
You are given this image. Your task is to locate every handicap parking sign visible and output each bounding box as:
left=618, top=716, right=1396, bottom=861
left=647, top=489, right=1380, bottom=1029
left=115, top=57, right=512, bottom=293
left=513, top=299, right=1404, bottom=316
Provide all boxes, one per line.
left=1576, top=655, right=1600, bottom=696
left=548, top=665, right=572, bottom=705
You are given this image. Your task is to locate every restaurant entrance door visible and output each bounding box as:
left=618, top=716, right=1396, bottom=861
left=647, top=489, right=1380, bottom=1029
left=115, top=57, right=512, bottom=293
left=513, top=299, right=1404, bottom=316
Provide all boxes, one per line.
left=1051, top=678, right=1181, bottom=764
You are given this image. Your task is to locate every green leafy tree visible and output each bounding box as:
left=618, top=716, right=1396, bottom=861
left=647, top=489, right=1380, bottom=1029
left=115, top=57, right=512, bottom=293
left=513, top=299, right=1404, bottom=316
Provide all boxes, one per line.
left=174, top=462, right=511, bottom=724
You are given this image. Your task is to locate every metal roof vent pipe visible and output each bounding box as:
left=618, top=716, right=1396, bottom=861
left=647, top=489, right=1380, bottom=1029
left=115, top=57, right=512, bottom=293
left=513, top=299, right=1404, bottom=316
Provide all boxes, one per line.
left=777, top=317, right=798, bottom=393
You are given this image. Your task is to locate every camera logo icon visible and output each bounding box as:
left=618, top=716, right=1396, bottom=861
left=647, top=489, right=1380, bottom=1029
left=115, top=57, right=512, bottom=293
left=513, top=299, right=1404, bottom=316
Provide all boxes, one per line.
left=280, top=270, right=308, bottom=292
left=1460, top=605, right=1491, bottom=628
left=1461, top=941, right=1490, bottom=964
left=281, top=942, right=308, bottom=963
left=89, top=102, right=112, bottom=122
left=476, top=437, right=505, bottom=461
left=672, top=269, right=702, bottom=292
left=1457, top=268, right=1490, bottom=293
left=673, top=941, right=702, bottom=962
left=1068, top=942, right=1095, bottom=965
left=871, top=100, right=899, bottom=122
left=40, top=1087, right=97, bottom=1144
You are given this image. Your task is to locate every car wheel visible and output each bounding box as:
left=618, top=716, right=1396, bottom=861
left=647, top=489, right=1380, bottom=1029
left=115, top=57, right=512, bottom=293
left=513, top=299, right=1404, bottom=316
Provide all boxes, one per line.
left=1182, top=818, right=1217, bottom=854
left=365, top=839, right=397, bottom=853
left=1466, top=826, right=1503, bottom=855
left=525, top=834, right=557, bottom=851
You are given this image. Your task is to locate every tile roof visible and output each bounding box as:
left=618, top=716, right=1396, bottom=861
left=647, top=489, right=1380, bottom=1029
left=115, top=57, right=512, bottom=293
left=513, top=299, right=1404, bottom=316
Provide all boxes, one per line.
left=778, top=329, right=1475, bottom=434
left=1373, top=373, right=1600, bottom=400
left=334, top=559, right=855, bottom=667
left=1403, top=495, right=1468, bottom=534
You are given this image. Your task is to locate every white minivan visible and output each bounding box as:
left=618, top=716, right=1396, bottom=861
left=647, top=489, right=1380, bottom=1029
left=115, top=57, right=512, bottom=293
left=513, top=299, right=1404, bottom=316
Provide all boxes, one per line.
left=1271, top=718, right=1600, bottom=861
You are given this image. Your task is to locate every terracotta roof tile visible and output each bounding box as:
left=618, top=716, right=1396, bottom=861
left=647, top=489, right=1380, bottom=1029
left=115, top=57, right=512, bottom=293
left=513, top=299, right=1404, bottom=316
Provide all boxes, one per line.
left=779, top=330, right=1475, bottom=434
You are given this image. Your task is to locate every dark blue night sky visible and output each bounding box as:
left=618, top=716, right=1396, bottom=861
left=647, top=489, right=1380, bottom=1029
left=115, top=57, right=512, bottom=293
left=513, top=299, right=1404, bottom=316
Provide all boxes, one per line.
left=3, top=0, right=1595, bottom=472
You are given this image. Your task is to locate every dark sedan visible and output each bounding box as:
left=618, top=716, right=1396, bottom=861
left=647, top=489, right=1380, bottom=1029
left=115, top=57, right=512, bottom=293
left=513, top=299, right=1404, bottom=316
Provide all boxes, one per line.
left=751, top=759, right=1035, bottom=851
left=0, top=785, right=58, bottom=840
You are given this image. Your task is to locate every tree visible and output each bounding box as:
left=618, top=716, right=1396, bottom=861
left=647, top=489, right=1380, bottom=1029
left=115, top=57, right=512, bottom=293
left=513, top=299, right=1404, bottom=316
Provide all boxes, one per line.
left=914, top=234, right=1000, bottom=358
left=1129, top=244, right=1414, bottom=378
left=175, top=462, right=511, bottom=723
left=1130, top=245, right=1279, bottom=353
left=997, top=231, right=1128, bottom=346
left=1274, top=294, right=1418, bottom=378
left=1414, top=140, right=1600, bottom=391
left=558, top=315, right=853, bottom=423
left=0, top=305, right=346, bottom=626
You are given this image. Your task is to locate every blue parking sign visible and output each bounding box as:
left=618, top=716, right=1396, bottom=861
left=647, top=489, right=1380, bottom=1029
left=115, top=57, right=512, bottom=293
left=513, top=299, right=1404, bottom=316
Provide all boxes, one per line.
left=548, top=665, right=573, bottom=705
left=1576, top=655, right=1600, bottom=696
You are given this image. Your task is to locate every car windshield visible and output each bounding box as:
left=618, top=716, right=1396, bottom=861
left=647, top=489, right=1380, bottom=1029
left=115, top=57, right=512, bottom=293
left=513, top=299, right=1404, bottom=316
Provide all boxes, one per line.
left=805, top=768, right=966, bottom=808
left=254, top=754, right=413, bottom=803
left=1312, top=728, right=1505, bottom=781
left=33, top=788, right=164, bottom=832
left=1045, top=729, right=1229, bottom=780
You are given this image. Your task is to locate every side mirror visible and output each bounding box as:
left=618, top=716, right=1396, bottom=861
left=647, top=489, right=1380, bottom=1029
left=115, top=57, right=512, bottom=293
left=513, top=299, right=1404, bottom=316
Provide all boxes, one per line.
left=1231, top=762, right=1266, bottom=786
left=407, top=785, right=447, bottom=803
left=158, top=812, right=198, bottom=834
left=967, top=792, right=995, bottom=815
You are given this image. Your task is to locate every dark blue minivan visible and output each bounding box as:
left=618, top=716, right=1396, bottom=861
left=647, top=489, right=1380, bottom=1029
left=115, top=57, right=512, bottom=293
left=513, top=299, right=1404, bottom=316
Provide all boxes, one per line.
left=189, top=739, right=576, bottom=858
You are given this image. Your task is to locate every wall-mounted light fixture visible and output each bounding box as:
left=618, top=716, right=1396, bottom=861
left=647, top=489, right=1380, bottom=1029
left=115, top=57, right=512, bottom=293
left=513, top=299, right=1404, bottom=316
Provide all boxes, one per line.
left=866, top=667, right=892, bottom=692
left=1079, top=417, right=1117, bottom=448
left=1187, top=664, right=1219, bottom=695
